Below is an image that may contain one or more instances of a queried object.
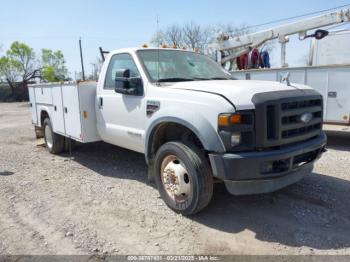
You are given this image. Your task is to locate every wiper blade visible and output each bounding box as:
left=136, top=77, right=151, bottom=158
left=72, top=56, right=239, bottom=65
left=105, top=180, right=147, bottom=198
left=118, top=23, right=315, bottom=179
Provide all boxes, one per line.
left=193, top=77, right=233, bottom=80
left=208, top=77, right=231, bottom=80
left=158, top=78, right=194, bottom=82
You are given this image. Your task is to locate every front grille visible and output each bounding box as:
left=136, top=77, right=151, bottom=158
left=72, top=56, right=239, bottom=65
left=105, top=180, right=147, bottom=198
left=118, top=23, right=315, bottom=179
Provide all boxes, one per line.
left=278, top=98, right=322, bottom=143
left=253, top=90, right=323, bottom=149
left=281, top=123, right=321, bottom=139
left=281, top=99, right=321, bottom=110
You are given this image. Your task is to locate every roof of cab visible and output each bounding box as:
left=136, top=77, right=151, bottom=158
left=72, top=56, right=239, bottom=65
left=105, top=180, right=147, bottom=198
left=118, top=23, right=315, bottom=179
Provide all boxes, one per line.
left=108, top=47, right=195, bottom=55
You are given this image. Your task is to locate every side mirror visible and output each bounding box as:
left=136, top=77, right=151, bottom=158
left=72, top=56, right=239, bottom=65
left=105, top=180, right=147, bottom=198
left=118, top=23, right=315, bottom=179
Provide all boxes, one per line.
left=115, top=69, right=143, bottom=95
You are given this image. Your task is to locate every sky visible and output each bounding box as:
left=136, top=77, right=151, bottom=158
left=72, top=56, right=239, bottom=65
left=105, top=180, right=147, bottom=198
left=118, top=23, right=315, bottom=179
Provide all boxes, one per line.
left=1, top=0, right=350, bottom=78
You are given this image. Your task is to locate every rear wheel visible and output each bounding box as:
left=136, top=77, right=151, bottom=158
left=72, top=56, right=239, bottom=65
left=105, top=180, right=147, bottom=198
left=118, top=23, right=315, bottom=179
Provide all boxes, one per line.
left=154, top=142, right=213, bottom=215
left=43, top=118, right=64, bottom=154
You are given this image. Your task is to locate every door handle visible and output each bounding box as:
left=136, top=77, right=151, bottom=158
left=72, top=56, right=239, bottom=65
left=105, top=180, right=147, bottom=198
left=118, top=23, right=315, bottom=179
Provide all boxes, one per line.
left=64, top=107, right=68, bottom=113
left=99, top=97, right=103, bottom=109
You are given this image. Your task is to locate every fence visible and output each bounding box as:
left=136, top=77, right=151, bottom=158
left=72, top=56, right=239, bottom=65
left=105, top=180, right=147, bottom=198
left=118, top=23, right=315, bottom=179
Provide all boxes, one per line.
left=0, top=83, right=29, bottom=102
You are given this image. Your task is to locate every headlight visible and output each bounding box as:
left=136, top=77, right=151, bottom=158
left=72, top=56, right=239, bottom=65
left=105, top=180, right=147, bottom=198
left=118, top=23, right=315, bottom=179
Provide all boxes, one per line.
left=218, top=111, right=255, bottom=152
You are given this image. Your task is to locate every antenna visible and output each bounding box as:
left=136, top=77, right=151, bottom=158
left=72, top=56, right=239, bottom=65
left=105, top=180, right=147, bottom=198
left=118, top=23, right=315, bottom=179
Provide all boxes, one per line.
left=156, top=15, right=160, bottom=85
left=79, top=37, right=85, bottom=81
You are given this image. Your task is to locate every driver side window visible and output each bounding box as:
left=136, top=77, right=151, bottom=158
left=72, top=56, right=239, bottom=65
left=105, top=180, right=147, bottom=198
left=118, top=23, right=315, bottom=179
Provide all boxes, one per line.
left=104, top=53, right=140, bottom=89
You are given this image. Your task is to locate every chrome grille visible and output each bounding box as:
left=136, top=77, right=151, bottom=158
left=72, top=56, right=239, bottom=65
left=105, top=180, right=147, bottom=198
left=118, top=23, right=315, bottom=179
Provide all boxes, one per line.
left=279, top=99, right=322, bottom=142
left=252, top=90, right=323, bottom=149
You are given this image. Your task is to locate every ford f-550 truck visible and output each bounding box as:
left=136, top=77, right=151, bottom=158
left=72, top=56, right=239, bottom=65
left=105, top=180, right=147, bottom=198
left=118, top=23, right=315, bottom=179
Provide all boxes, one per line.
left=28, top=48, right=326, bottom=215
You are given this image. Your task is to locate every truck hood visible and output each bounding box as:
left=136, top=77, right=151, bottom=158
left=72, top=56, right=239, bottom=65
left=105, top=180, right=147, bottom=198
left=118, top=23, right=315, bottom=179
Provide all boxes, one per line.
left=167, top=80, right=312, bottom=110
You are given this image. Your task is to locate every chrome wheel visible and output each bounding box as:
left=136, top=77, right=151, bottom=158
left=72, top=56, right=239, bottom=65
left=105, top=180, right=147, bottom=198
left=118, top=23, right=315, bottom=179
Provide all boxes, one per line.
left=160, top=155, right=191, bottom=203
left=44, top=124, right=53, bottom=149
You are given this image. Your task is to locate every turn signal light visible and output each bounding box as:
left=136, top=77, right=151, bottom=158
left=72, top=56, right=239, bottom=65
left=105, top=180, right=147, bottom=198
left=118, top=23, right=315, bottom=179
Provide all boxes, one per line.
left=218, top=114, right=230, bottom=127
left=230, top=114, right=241, bottom=124
left=218, top=114, right=241, bottom=127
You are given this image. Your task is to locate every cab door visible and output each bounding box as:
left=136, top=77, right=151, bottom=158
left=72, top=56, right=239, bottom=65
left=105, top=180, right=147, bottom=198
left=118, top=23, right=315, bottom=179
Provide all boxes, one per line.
left=96, top=53, right=145, bottom=153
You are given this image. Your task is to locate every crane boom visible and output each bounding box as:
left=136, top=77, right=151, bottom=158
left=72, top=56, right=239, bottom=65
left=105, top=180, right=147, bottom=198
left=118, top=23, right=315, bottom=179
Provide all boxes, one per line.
left=210, top=8, right=350, bottom=66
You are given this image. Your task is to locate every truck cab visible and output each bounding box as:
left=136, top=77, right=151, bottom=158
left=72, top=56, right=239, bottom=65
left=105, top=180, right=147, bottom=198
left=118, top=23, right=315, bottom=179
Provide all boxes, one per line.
left=29, top=48, right=326, bottom=215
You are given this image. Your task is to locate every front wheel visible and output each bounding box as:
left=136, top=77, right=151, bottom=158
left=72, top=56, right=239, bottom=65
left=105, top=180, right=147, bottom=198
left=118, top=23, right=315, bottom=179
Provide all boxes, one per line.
left=154, top=142, right=213, bottom=215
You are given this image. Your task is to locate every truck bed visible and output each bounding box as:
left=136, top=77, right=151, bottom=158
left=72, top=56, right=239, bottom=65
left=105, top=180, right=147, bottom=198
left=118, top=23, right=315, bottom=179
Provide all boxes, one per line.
left=28, top=81, right=101, bottom=143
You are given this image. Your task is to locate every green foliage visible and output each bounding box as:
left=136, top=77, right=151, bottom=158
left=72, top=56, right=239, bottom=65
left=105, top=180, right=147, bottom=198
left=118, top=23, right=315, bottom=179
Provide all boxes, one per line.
left=41, top=66, right=57, bottom=82
left=41, top=48, right=68, bottom=82
left=0, top=41, right=69, bottom=101
left=0, top=56, right=21, bottom=83
left=6, top=41, right=36, bottom=80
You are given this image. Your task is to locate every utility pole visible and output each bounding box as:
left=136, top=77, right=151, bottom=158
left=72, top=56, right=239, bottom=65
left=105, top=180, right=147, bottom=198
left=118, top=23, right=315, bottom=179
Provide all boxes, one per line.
left=79, top=37, right=85, bottom=81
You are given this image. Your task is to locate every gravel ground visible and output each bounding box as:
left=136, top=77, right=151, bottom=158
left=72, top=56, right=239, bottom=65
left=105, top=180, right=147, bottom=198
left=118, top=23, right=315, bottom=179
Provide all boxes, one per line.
left=0, top=102, right=350, bottom=256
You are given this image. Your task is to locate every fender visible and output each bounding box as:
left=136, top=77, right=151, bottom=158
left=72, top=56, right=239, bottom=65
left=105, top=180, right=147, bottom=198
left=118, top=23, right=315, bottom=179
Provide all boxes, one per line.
left=144, top=107, right=226, bottom=164
left=37, top=105, right=52, bottom=127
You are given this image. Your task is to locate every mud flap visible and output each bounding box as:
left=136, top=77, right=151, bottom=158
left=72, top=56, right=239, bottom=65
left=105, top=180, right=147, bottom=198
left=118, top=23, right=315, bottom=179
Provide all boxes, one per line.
left=147, top=159, right=155, bottom=183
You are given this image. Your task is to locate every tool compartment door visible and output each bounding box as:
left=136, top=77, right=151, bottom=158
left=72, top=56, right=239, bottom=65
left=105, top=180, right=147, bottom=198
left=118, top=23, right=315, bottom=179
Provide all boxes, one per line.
left=51, top=85, right=65, bottom=134
left=77, top=82, right=101, bottom=143
left=326, top=67, right=350, bottom=124
left=62, top=84, right=82, bottom=140
left=28, top=87, right=38, bottom=125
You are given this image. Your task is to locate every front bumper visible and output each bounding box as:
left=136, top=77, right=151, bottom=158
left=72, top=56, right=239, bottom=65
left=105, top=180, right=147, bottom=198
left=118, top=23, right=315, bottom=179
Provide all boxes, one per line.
left=209, top=132, right=327, bottom=195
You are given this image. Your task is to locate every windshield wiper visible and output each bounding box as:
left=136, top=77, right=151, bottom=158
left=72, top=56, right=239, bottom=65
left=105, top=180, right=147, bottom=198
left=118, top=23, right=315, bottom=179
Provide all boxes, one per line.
left=157, top=77, right=194, bottom=82
left=157, top=76, right=235, bottom=82
left=208, top=77, right=232, bottom=80
left=193, top=77, right=233, bottom=80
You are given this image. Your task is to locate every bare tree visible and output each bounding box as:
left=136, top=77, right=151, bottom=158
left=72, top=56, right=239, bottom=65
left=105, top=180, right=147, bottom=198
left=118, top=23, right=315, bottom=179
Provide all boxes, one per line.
left=165, top=25, right=183, bottom=47
left=150, top=30, right=166, bottom=47
left=223, top=24, right=250, bottom=37
left=90, top=56, right=103, bottom=80
left=149, top=22, right=274, bottom=58
left=182, top=22, right=203, bottom=51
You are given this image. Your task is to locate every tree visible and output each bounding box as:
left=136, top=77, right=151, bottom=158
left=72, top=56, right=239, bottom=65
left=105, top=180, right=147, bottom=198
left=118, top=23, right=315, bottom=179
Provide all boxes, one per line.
left=41, top=49, right=68, bottom=82
left=6, top=41, right=39, bottom=83
left=90, top=56, right=103, bottom=80
left=150, top=22, right=213, bottom=52
left=0, top=56, right=21, bottom=94
left=165, top=25, right=184, bottom=48
left=213, top=23, right=250, bottom=38
left=150, top=29, right=167, bottom=47
left=182, top=22, right=202, bottom=51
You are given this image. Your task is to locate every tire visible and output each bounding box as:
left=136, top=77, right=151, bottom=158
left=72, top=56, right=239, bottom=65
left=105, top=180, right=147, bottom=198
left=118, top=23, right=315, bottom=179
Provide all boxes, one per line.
left=154, top=142, right=213, bottom=215
left=43, top=118, right=64, bottom=154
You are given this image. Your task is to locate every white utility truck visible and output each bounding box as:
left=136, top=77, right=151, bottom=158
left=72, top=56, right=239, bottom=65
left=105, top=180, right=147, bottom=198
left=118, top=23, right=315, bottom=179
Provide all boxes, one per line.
left=29, top=48, right=326, bottom=215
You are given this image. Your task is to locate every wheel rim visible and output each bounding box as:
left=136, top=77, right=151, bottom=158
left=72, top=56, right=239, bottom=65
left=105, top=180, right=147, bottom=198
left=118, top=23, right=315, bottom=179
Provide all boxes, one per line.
left=44, top=124, right=53, bottom=149
left=160, top=155, right=191, bottom=203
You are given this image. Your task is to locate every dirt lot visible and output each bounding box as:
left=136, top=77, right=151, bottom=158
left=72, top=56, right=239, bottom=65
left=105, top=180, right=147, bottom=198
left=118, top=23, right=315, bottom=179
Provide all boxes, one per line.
left=1, top=102, right=350, bottom=255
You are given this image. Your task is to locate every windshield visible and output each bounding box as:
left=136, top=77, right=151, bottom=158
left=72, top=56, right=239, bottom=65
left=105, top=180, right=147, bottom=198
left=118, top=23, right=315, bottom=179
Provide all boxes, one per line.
left=137, top=49, right=233, bottom=82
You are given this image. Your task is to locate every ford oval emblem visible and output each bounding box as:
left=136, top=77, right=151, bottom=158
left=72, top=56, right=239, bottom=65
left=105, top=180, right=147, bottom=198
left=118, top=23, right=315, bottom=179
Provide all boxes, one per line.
left=300, top=112, right=313, bottom=124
